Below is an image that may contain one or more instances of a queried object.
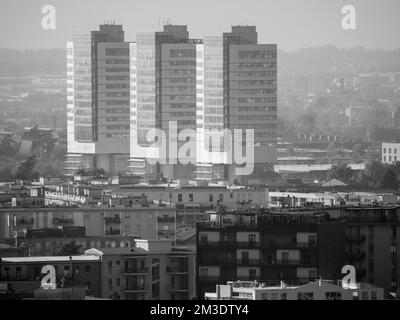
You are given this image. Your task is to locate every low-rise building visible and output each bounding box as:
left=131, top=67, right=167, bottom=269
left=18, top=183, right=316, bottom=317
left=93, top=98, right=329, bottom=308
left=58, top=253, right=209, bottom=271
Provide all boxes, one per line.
left=196, top=209, right=346, bottom=298
left=382, top=142, right=400, bottom=164
left=205, top=279, right=385, bottom=300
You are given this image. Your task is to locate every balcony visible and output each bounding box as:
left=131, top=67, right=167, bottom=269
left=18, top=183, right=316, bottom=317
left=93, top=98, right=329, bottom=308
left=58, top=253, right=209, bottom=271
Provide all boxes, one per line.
left=157, top=216, right=175, bottom=223
left=52, top=217, right=74, bottom=224
left=198, top=276, right=221, bottom=283
left=236, top=259, right=260, bottom=266
left=167, top=285, right=189, bottom=292
left=166, top=267, right=188, bottom=274
left=198, top=241, right=259, bottom=248
left=346, top=235, right=366, bottom=243
left=273, top=259, right=300, bottom=266
left=346, top=251, right=366, bottom=261
left=16, top=218, right=34, bottom=225
left=237, top=241, right=259, bottom=249
left=123, top=284, right=149, bottom=292
left=104, top=216, right=121, bottom=224
left=105, top=229, right=121, bottom=235
left=122, top=268, right=149, bottom=275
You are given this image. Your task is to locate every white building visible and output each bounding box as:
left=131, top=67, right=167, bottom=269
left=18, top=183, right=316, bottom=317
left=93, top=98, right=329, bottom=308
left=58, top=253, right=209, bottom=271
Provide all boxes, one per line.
left=205, top=280, right=385, bottom=300
left=382, top=142, right=400, bottom=164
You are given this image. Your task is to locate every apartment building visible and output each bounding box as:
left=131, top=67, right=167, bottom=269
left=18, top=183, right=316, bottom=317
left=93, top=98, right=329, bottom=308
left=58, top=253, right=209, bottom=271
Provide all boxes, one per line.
left=93, top=239, right=196, bottom=300
left=196, top=209, right=345, bottom=298
left=0, top=204, right=176, bottom=241
left=110, top=183, right=269, bottom=226
left=0, top=254, right=102, bottom=298
left=66, top=23, right=131, bottom=176
left=204, top=280, right=384, bottom=300
left=129, top=25, right=201, bottom=180
left=382, top=142, right=400, bottom=164
left=344, top=206, right=400, bottom=294
left=196, top=26, right=278, bottom=184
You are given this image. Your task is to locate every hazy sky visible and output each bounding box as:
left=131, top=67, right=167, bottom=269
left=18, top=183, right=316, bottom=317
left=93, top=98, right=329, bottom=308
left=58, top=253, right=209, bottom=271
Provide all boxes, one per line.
left=1, top=0, right=399, bottom=51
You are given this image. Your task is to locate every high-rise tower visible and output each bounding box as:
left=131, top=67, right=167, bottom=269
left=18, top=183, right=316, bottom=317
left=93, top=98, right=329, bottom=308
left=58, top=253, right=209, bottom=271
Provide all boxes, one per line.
left=66, top=24, right=131, bottom=176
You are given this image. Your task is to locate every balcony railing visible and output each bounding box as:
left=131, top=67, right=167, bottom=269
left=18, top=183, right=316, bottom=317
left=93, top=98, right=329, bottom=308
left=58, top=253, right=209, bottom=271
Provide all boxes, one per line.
left=157, top=217, right=175, bottom=223
left=167, top=285, right=189, bottom=291
left=274, top=259, right=300, bottom=265
left=104, top=216, right=121, bottom=224
left=123, top=284, right=149, bottom=291
left=166, top=267, right=188, bottom=273
left=105, top=229, right=121, bottom=235
left=198, top=241, right=259, bottom=248
left=236, top=259, right=261, bottom=266
left=16, top=218, right=34, bottom=225
left=122, top=268, right=149, bottom=274
left=52, top=218, right=74, bottom=224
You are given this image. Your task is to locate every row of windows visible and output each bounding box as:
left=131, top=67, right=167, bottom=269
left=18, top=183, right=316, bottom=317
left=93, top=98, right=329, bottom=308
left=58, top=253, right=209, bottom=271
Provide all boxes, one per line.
left=169, top=49, right=196, bottom=58
left=238, top=50, right=277, bottom=59
left=383, top=147, right=398, bottom=154
left=105, top=48, right=129, bottom=56
left=383, top=155, right=398, bottom=162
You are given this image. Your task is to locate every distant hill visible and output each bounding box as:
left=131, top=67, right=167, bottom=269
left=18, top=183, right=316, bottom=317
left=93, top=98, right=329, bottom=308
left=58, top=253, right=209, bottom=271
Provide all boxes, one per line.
left=279, top=45, right=400, bottom=75
left=1, top=46, right=400, bottom=77
left=0, top=49, right=66, bottom=77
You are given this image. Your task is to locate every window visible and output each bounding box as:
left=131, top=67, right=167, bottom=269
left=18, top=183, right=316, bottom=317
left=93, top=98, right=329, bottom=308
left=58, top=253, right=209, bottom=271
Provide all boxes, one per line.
left=361, top=291, right=369, bottom=300
left=297, top=292, right=314, bottom=300
left=219, top=194, right=223, bottom=202
left=108, top=278, right=113, bottom=288
left=200, top=268, right=208, bottom=277
left=325, top=292, right=342, bottom=300
left=178, top=194, right=183, bottom=202
left=280, top=293, right=287, bottom=300
left=270, top=293, right=278, bottom=300
left=85, top=265, right=91, bottom=273
left=200, top=234, right=208, bottom=244
left=249, top=269, right=257, bottom=279
left=249, top=234, right=257, bottom=247
left=209, top=194, right=213, bottom=202
left=189, top=194, right=194, bottom=202
left=116, top=278, right=120, bottom=286
left=371, top=291, right=377, bottom=300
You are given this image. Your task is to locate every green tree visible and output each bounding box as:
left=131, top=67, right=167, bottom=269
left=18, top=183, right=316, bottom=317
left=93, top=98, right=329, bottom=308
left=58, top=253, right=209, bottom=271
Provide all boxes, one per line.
left=0, top=135, right=19, bottom=157
left=14, top=155, right=38, bottom=180
left=327, top=165, right=353, bottom=184
left=381, top=168, right=399, bottom=190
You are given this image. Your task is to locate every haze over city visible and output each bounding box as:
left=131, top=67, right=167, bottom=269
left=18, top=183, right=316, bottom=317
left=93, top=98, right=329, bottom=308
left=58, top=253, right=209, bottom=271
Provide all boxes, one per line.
left=1, top=0, right=400, bottom=51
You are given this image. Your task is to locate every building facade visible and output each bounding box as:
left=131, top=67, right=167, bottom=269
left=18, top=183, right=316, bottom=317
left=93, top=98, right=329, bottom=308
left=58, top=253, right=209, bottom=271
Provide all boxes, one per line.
left=382, top=142, right=400, bottom=164
left=66, top=24, right=131, bottom=176
left=94, top=240, right=196, bottom=300
left=196, top=209, right=345, bottom=298
left=204, top=280, right=384, bottom=300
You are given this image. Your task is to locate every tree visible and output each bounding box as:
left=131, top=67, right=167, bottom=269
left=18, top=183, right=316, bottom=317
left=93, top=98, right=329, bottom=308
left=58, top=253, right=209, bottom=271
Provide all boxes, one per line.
left=14, top=155, right=38, bottom=180
left=327, top=165, right=353, bottom=184
left=381, top=168, right=398, bottom=190
left=0, top=135, right=19, bottom=157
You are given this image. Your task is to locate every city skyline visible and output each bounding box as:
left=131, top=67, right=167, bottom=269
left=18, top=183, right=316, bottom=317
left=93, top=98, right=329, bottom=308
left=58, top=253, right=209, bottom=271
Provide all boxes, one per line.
left=1, top=0, right=400, bottom=51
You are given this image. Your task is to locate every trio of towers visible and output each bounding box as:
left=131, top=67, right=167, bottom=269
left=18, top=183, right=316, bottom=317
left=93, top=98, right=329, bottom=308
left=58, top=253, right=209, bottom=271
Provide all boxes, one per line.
left=66, top=24, right=277, bottom=184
